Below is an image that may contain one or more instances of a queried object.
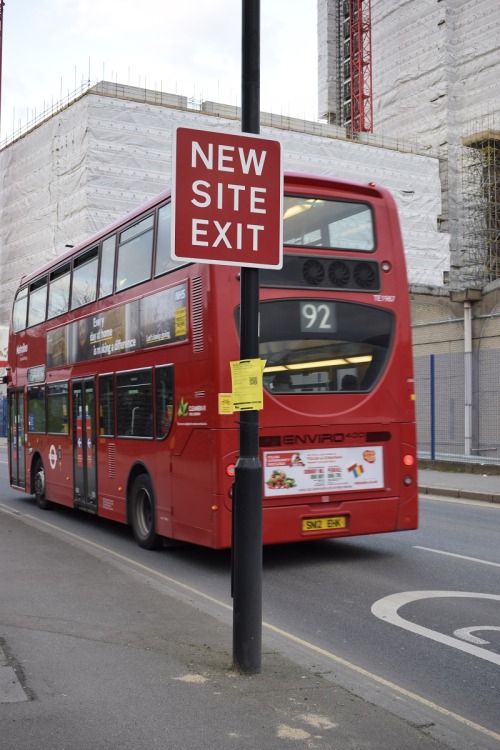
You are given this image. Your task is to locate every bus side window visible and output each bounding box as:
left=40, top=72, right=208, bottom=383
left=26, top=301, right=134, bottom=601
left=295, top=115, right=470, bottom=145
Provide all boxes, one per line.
left=13, top=287, right=28, bottom=333
left=98, top=374, right=115, bottom=436
left=156, top=365, right=174, bottom=439
left=71, top=247, right=98, bottom=310
left=28, top=276, right=48, bottom=328
left=116, top=215, right=154, bottom=293
left=154, top=204, right=186, bottom=277
left=47, top=382, right=69, bottom=434
left=47, top=263, right=71, bottom=319
left=155, top=204, right=172, bottom=277
left=130, top=403, right=152, bottom=437
left=99, top=236, right=116, bottom=299
left=116, top=370, right=153, bottom=438
left=27, top=385, right=47, bottom=433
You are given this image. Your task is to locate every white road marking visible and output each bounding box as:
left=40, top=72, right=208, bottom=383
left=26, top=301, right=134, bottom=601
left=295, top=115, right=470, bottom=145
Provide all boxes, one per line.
left=454, top=626, right=500, bottom=646
left=414, top=545, right=500, bottom=568
left=372, top=590, right=500, bottom=666
left=1, top=503, right=500, bottom=744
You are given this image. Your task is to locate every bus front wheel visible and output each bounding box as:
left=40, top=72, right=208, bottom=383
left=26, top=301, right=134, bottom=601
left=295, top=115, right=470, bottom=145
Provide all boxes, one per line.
left=130, top=474, right=162, bottom=550
left=33, top=459, right=52, bottom=510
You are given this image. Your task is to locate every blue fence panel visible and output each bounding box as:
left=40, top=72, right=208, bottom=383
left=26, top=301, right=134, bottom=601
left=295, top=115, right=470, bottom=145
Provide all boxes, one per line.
left=415, top=350, right=500, bottom=464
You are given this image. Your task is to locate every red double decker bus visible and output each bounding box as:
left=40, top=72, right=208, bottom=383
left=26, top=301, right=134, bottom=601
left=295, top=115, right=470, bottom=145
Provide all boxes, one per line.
left=7, top=172, right=417, bottom=549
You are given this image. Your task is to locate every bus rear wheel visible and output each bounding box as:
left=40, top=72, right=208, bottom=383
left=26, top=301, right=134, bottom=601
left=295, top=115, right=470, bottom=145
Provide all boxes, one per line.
left=130, top=474, right=162, bottom=550
left=33, top=459, right=51, bottom=510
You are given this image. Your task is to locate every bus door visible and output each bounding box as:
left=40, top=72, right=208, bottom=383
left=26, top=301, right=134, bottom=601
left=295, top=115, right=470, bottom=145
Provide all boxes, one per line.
left=8, top=389, right=25, bottom=489
left=72, top=378, right=97, bottom=511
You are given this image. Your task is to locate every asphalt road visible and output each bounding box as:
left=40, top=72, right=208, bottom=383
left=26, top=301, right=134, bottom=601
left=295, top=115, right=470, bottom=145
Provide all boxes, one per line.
left=1, top=443, right=499, bottom=748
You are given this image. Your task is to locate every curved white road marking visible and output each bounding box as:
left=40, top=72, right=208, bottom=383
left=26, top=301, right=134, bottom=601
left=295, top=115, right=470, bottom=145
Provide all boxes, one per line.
left=372, top=591, right=500, bottom=666
left=454, top=626, right=500, bottom=646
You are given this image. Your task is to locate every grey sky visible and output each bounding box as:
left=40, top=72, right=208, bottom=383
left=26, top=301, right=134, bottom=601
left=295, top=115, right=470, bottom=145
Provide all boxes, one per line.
left=1, top=0, right=318, bottom=141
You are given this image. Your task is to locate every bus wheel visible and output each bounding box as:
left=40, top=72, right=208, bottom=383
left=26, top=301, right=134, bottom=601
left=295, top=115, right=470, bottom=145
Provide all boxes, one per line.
left=130, top=474, right=161, bottom=550
left=33, top=460, right=51, bottom=510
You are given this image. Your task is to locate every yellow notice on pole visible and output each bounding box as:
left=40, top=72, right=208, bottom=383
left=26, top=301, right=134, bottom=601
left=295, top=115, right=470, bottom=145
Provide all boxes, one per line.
left=230, top=358, right=266, bottom=411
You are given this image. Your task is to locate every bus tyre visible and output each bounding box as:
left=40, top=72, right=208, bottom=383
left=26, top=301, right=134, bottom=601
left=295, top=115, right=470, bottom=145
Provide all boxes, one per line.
left=130, top=474, right=162, bottom=550
left=33, top=460, right=51, bottom=510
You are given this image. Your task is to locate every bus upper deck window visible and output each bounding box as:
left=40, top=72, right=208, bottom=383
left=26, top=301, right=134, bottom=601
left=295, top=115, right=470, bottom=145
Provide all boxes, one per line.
left=28, top=276, right=48, bottom=328
left=47, top=263, right=71, bottom=319
left=71, top=247, right=98, bottom=310
left=13, top=287, right=28, bottom=333
left=99, top=236, right=116, bottom=299
left=116, top=215, right=154, bottom=292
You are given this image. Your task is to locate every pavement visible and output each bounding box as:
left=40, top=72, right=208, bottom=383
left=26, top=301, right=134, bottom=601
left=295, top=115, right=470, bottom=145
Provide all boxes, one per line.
left=419, top=465, right=500, bottom=504
left=1, top=461, right=499, bottom=750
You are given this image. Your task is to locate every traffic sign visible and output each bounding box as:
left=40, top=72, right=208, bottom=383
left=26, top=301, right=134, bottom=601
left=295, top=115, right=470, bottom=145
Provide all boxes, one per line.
left=171, top=125, right=283, bottom=269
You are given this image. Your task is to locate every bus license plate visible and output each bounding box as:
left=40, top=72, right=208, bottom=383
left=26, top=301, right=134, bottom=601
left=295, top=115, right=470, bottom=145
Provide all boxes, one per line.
left=302, top=516, right=347, bottom=532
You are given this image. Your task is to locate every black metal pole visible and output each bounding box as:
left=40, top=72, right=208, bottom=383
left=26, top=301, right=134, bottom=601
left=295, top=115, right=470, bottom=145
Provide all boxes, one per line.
left=232, top=0, right=262, bottom=675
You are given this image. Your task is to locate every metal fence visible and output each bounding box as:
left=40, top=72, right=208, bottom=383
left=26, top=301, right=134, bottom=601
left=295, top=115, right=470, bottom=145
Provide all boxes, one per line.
left=415, top=350, right=500, bottom=464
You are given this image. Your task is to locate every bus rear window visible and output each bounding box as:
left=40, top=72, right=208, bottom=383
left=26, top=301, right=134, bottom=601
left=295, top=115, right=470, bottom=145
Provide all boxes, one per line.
left=283, top=196, right=375, bottom=251
left=254, top=299, right=394, bottom=393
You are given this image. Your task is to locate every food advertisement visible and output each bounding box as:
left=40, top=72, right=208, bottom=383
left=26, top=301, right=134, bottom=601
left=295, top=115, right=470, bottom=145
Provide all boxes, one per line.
left=263, top=445, right=384, bottom=497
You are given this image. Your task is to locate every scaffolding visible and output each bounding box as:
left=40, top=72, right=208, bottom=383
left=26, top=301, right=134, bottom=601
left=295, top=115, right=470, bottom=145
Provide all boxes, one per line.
left=462, top=130, right=500, bottom=285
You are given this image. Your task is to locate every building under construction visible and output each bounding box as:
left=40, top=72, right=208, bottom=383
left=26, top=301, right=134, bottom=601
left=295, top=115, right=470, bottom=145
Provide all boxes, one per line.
left=318, top=0, right=500, bottom=290
left=0, top=80, right=449, bottom=330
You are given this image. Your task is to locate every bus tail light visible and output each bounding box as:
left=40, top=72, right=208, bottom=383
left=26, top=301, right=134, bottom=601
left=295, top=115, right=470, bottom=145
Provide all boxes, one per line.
left=403, top=453, right=415, bottom=486
left=381, top=260, right=392, bottom=273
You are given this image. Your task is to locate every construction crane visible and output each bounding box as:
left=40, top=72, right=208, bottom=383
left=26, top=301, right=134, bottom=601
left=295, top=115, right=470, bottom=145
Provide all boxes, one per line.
left=343, top=0, right=373, bottom=133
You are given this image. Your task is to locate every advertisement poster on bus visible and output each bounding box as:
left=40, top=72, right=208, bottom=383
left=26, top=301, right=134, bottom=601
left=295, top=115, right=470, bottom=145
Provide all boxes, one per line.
left=263, top=445, right=384, bottom=497
left=47, top=283, right=188, bottom=367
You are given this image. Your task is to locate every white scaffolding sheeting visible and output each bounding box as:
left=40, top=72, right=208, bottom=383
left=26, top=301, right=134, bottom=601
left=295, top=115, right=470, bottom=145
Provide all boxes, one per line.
left=372, top=0, right=500, bottom=144
left=0, top=85, right=449, bottom=327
